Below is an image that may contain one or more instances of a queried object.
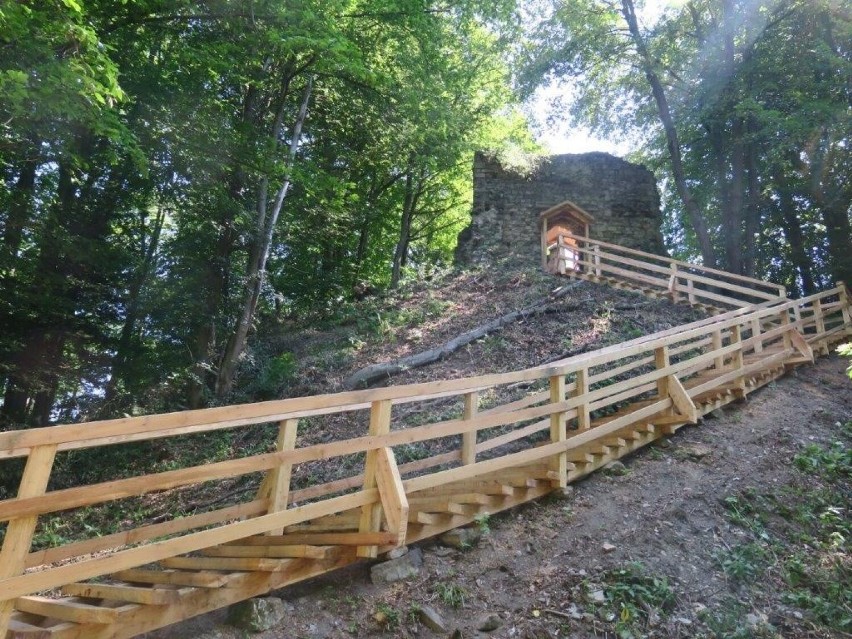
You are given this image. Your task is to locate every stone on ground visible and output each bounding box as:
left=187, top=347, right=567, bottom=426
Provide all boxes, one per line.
left=417, top=604, right=448, bottom=633
left=439, top=526, right=482, bottom=549
left=370, top=547, right=423, bottom=584
left=227, top=597, right=288, bottom=632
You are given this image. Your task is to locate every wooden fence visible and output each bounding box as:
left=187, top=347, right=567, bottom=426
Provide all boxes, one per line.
left=551, top=232, right=787, bottom=309
left=0, top=250, right=850, bottom=638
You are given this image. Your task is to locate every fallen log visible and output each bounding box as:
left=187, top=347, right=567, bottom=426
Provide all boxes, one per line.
left=344, top=283, right=586, bottom=389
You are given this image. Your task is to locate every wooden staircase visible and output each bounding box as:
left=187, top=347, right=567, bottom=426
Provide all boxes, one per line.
left=2, top=239, right=850, bottom=639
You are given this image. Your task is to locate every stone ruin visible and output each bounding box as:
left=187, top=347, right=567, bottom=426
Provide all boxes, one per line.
left=455, top=152, right=666, bottom=268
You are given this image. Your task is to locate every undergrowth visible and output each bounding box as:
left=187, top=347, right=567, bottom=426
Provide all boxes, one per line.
left=710, top=423, right=851, bottom=635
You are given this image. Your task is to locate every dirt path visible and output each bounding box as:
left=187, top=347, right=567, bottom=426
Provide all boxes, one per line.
left=153, top=355, right=851, bottom=639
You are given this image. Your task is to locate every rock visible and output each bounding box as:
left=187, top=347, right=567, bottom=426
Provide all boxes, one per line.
left=387, top=545, right=409, bottom=559
left=603, top=461, right=627, bottom=475
left=449, top=630, right=464, bottom=639
left=587, top=589, right=606, bottom=604
left=710, top=408, right=726, bottom=419
left=683, top=444, right=712, bottom=460
left=439, top=527, right=482, bottom=549
left=227, top=597, right=288, bottom=632
left=370, top=547, right=423, bottom=584
left=196, top=629, right=232, bottom=639
left=417, top=605, right=448, bottom=633
left=477, top=613, right=503, bottom=632
left=550, top=485, right=575, bottom=500
left=601, top=542, right=616, bottom=553
left=745, top=612, right=768, bottom=628
left=432, top=546, right=456, bottom=558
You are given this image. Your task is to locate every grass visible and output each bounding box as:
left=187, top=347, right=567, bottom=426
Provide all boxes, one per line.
left=708, top=427, right=851, bottom=634
left=587, top=562, right=676, bottom=637
left=435, top=582, right=467, bottom=609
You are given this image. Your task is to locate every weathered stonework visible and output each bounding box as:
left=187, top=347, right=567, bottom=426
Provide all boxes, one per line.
left=455, top=152, right=666, bottom=267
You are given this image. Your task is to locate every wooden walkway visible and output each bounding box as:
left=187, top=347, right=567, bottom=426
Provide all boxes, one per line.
left=1, top=239, right=850, bottom=639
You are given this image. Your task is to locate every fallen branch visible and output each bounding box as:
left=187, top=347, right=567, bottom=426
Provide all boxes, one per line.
left=344, top=283, right=584, bottom=389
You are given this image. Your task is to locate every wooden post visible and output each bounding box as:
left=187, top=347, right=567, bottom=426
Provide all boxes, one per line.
left=711, top=330, right=724, bottom=370
left=461, top=391, right=478, bottom=466
left=750, top=317, right=763, bottom=353
left=540, top=222, right=548, bottom=270
left=357, top=399, right=392, bottom=558
left=837, top=282, right=852, bottom=330
left=687, top=277, right=696, bottom=304
left=669, top=263, right=679, bottom=303
left=557, top=235, right=567, bottom=274
left=812, top=299, right=828, bottom=354
left=655, top=346, right=670, bottom=398
left=375, top=448, right=408, bottom=547
left=575, top=367, right=591, bottom=431
left=0, top=444, right=58, bottom=637
left=730, top=324, right=746, bottom=395
left=592, top=244, right=602, bottom=277
left=780, top=306, right=793, bottom=349
left=549, top=374, right=568, bottom=488
left=266, top=419, right=298, bottom=535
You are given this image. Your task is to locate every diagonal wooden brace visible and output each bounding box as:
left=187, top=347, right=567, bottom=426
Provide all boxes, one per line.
left=667, top=375, right=699, bottom=424
left=788, top=328, right=814, bottom=364
left=375, top=447, right=408, bottom=547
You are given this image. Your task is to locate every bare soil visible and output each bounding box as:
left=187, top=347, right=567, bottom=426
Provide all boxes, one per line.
left=152, top=355, right=852, bottom=639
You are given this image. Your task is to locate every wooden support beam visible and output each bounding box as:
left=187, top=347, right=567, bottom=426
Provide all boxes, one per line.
left=266, top=418, right=299, bottom=536
left=112, top=569, right=230, bottom=589
left=461, top=391, right=478, bottom=466
left=574, top=368, right=590, bottom=431
left=15, top=596, right=124, bottom=624
left=61, top=582, right=179, bottom=606
left=0, top=444, right=57, bottom=638
left=201, top=544, right=333, bottom=559
left=711, top=331, right=724, bottom=370
left=788, top=329, right=814, bottom=363
left=357, top=399, right=392, bottom=559
left=668, top=375, right=699, bottom=424
left=225, top=532, right=397, bottom=547
left=549, top=374, right=568, bottom=488
left=375, top=447, right=408, bottom=547
left=160, top=556, right=292, bottom=572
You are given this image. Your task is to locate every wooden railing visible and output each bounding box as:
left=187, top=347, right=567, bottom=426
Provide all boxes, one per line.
left=0, top=251, right=849, bottom=638
left=553, top=232, right=787, bottom=308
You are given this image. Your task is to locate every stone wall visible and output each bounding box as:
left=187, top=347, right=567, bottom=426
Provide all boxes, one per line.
left=455, top=152, right=666, bottom=267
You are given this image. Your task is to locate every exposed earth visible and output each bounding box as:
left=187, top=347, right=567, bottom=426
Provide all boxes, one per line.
left=152, top=354, right=852, bottom=639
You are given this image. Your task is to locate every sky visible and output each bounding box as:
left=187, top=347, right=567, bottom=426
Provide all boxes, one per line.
left=527, top=0, right=672, bottom=156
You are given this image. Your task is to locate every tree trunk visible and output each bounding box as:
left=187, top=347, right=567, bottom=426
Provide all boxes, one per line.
left=3, top=158, right=37, bottom=262
left=774, top=173, right=816, bottom=296
left=621, top=0, right=717, bottom=267
left=391, top=168, right=416, bottom=289
left=215, top=76, right=313, bottom=398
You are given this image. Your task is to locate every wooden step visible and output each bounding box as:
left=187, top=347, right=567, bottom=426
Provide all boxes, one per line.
left=61, top=582, right=180, bottom=605
left=200, top=544, right=334, bottom=560
left=15, top=596, right=127, bottom=624
left=112, top=568, right=231, bottom=588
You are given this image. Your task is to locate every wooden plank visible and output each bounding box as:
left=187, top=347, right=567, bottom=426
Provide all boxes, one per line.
left=27, top=499, right=269, bottom=569
left=0, top=444, right=57, bottom=638
left=475, top=419, right=551, bottom=455
left=461, top=391, right=478, bottom=465
left=200, top=544, right=332, bottom=559
left=112, top=569, right=230, bottom=589
left=160, top=556, right=292, bottom=572
left=374, top=447, right=408, bottom=546
left=789, top=329, right=814, bottom=363
left=266, top=418, right=299, bottom=536
left=61, top=582, right=179, bottom=606
left=549, top=374, right=568, bottom=488
left=357, top=399, right=392, bottom=558
left=668, top=376, right=699, bottom=424
left=223, top=532, right=397, bottom=547
left=14, top=596, right=123, bottom=624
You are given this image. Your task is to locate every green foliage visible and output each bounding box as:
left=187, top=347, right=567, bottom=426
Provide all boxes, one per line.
left=838, top=343, right=852, bottom=379
left=598, top=562, right=676, bottom=635
left=794, top=441, right=851, bottom=481
left=435, top=582, right=467, bottom=609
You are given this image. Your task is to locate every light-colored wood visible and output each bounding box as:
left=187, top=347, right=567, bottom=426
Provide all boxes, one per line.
left=225, top=532, right=397, bottom=547
left=200, top=544, right=332, bottom=559
left=654, top=346, right=670, bottom=399
left=112, top=569, right=230, bottom=589
left=711, top=331, right=724, bottom=369
left=668, top=376, right=698, bottom=423
left=61, top=582, right=179, bottom=605
left=375, top=447, right=408, bottom=546
left=0, top=444, right=57, bottom=638
left=160, top=556, right=292, bottom=572
left=357, top=399, right=392, bottom=558
left=574, top=368, right=590, bottom=431
left=549, top=374, right=568, bottom=488
left=15, top=596, right=124, bottom=624
left=266, top=418, right=299, bottom=535
left=461, top=391, right=478, bottom=465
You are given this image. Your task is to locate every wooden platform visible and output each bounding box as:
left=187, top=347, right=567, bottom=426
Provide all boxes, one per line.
left=2, top=240, right=850, bottom=639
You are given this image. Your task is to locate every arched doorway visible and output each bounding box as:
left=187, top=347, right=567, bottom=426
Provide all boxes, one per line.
left=539, top=200, right=595, bottom=274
